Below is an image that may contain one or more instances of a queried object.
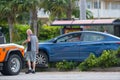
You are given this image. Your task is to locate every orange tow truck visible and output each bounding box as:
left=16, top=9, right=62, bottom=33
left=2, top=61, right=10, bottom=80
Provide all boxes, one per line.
left=0, top=31, right=24, bottom=75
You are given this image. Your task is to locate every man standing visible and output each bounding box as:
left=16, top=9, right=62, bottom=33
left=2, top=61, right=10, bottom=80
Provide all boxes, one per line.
left=22, top=29, right=38, bottom=74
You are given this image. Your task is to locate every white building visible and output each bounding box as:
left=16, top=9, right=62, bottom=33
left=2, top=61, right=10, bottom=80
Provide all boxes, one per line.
left=37, top=0, right=120, bottom=19
left=37, top=8, right=49, bottom=24
left=86, top=0, right=120, bottom=18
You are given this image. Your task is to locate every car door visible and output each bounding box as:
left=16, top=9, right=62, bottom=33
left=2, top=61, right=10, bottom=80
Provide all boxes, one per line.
left=79, top=33, right=105, bottom=61
left=50, top=33, right=81, bottom=61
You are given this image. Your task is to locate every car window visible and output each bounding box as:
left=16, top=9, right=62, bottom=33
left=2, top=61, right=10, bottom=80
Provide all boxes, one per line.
left=56, top=33, right=81, bottom=43
left=82, top=33, right=104, bottom=41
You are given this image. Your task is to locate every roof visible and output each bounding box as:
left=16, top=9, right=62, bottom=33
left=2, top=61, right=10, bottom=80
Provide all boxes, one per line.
left=51, top=19, right=120, bottom=26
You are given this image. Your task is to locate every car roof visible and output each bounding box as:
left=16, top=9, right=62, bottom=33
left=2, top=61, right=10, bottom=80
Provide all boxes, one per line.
left=57, top=31, right=120, bottom=39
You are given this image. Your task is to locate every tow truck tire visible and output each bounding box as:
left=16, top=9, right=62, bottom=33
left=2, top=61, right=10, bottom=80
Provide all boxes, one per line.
left=1, top=54, right=22, bottom=75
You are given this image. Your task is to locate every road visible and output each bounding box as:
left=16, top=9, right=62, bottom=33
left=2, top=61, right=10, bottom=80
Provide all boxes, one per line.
left=0, top=72, right=120, bottom=80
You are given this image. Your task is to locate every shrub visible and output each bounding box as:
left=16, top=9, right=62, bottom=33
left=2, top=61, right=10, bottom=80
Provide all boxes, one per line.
left=78, top=53, right=98, bottom=71
left=13, top=24, right=30, bottom=42
left=116, top=47, right=120, bottom=58
left=97, top=50, right=118, bottom=68
left=39, top=25, right=61, bottom=40
left=56, top=60, right=77, bottom=71
left=79, top=50, right=119, bottom=71
left=115, top=48, right=120, bottom=66
left=0, top=24, right=30, bottom=43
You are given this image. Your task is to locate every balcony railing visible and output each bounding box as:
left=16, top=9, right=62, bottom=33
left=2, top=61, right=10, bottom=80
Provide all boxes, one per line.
left=88, top=9, right=120, bottom=18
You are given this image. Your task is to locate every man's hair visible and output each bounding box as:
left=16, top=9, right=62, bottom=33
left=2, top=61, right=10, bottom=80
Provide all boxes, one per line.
left=26, top=29, right=33, bottom=34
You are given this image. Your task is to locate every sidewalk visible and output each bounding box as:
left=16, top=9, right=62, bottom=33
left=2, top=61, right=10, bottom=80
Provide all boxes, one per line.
left=1, top=72, right=120, bottom=80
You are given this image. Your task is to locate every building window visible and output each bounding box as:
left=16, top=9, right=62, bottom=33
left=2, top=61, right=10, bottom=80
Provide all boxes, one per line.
left=75, top=0, right=79, bottom=8
left=94, top=1, right=101, bottom=9
left=87, top=1, right=92, bottom=9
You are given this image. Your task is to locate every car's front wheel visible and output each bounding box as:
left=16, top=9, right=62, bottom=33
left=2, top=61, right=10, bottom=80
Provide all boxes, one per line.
left=36, top=51, right=48, bottom=67
left=1, top=54, right=22, bottom=75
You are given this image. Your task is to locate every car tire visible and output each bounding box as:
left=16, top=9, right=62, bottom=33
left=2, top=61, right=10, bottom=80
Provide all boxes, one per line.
left=36, top=51, right=48, bottom=67
left=1, top=54, right=22, bottom=75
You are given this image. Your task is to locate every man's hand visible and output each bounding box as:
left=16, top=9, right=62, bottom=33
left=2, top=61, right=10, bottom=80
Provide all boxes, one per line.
left=22, top=42, right=25, bottom=46
left=22, top=40, right=28, bottom=46
left=36, top=50, right=39, bottom=54
left=22, top=42, right=24, bottom=46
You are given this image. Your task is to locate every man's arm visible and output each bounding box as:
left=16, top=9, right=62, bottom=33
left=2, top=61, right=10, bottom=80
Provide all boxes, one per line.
left=22, top=36, right=30, bottom=45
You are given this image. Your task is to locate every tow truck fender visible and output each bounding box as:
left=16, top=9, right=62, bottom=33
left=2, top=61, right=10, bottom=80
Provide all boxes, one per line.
left=4, top=49, right=23, bottom=61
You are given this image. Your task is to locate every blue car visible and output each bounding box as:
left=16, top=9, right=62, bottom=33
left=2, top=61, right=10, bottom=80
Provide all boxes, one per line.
left=36, top=31, right=120, bottom=67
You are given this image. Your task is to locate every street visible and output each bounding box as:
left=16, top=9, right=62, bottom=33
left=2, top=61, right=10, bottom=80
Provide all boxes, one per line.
left=0, top=72, right=120, bottom=80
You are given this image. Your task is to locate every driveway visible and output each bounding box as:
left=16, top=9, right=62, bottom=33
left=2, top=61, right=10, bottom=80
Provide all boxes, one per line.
left=0, top=72, right=120, bottom=80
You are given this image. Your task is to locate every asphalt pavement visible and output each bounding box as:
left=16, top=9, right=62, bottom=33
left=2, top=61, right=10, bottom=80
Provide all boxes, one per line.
left=0, top=72, right=120, bottom=80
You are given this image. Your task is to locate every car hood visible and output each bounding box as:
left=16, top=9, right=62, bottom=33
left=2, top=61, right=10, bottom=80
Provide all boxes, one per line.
left=0, top=43, right=24, bottom=49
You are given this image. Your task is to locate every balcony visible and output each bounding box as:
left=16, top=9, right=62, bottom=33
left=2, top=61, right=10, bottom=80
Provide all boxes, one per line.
left=88, top=9, right=120, bottom=18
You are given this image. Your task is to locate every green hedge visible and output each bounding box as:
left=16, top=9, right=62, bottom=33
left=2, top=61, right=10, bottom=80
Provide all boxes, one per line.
left=13, top=24, right=30, bottom=42
left=78, top=53, right=98, bottom=71
left=1, top=23, right=61, bottom=43
left=54, top=48, right=120, bottom=71
left=39, top=25, right=61, bottom=40
left=0, top=24, right=30, bottom=43
left=78, top=49, right=120, bottom=71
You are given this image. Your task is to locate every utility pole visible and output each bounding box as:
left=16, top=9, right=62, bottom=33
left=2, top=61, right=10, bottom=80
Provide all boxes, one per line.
left=97, top=0, right=100, bottom=19
left=79, top=0, right=86, bottom=30
left=79, top=0, right=86, bottom=20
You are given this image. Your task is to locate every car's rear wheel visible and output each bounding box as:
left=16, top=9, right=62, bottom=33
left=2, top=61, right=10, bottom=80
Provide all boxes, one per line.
left=36, top=51, right=48, bottom=67
left=1, top=54, right=22, bottom=75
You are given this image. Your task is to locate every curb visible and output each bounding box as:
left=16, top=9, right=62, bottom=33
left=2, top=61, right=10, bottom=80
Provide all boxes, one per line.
left=90, top=67, right=120, bottom=72
left=21, top=67, right=120, bottom=72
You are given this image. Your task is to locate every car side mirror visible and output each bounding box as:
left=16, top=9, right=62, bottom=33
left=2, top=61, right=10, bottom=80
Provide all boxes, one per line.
left=53, top=39, right=57, bottom=43
left=52, top=39, right=57, bottom=43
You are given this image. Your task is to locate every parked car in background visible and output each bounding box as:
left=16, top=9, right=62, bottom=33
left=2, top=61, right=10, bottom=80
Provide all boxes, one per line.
left=36, top=31, right=120, bottom=67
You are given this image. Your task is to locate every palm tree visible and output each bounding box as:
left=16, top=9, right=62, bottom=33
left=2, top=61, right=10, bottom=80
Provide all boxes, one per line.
left=72, top=8, right=93, bottom=19
left=65, top=0, right=74, bottom=19
left=21, top=0, right=40, bottom=36
left=40, top=0, right=76, bottom=19
left=0, top=0, right=20, bottom=42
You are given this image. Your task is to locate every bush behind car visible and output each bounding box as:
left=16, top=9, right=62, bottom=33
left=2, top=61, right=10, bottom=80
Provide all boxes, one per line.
left=54, top=48, right=120, bottom=71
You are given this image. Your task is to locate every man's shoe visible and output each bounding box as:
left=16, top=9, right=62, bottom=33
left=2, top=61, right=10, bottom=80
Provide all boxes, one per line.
left=32, top=70, right=35, bottom=74
left=25, top=70, right=32, bottom=74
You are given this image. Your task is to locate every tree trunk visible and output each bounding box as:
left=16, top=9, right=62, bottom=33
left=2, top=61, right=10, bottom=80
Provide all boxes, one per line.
left=8, top=17, right=13, bottom=43
left=66, top=0, right=72, bottom=19
left=67, top=9, right=72, bottom=19
left=32, top=9, right=38, bottom=36
left=29, top=10, right=34, bottom=29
